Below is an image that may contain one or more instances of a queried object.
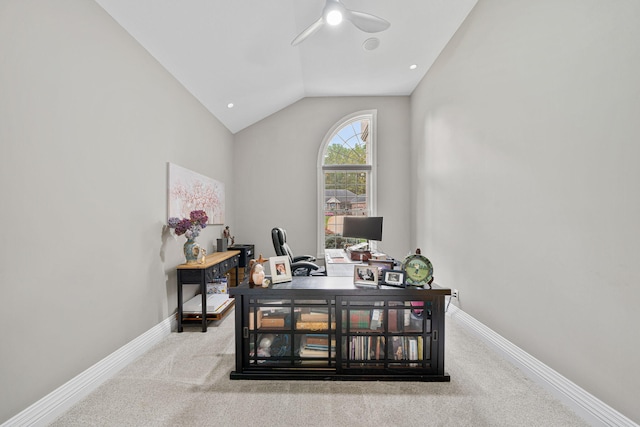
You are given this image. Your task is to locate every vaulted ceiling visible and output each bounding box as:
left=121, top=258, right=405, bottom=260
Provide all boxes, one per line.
left=95, top=0, right=478, bottom=133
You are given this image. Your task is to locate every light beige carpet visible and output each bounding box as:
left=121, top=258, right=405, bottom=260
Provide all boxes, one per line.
left=51, top=309, right=588, bottom=426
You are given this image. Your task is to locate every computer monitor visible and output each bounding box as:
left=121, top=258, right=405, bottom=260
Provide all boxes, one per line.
left=342, top=216, right=383, bottom=242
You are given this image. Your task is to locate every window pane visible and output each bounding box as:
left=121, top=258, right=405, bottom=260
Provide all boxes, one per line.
left=323, top=119, right=369, bottom=166
left=324, top=171, right=369, bottom=249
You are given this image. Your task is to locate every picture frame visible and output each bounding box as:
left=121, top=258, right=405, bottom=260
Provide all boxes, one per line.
left=168, top=163, right=225, bottom=225
left=381, top=269, right=405, bottom=287
left=269, top=256, right=292, bottom=284
left=367, top=259, right=394, bottom=282
left=353, top=264, right=379, bottom=287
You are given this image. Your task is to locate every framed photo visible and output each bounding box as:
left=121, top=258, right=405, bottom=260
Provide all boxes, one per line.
left=382, top=269, right=405, bottom=287
left=353, top=264, right=379, bottom=287
left=269, top=256, right=292, bottom=284
left=367, top=259, right=394, bottom=281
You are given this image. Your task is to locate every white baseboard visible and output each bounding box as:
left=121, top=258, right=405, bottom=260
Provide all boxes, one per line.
left=5, top=303, right=637, bottom=427
left=2, top=315, right=176, bottom=427
left=446, top=301, right=638, bottom=427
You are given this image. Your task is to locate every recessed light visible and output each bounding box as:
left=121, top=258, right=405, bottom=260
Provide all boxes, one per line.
left=227, top=103, right=234, bottom=109
left=409, top=64, right=417, bottom=70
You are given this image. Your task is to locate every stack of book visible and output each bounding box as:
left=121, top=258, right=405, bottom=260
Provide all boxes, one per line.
left=259, top=307, right=291, bottom=329
left=391, top=336, right=424, bottom=362
left=299, top=334, right=336, bottom=358
left=206, top=277, right=228, bottom=294
left=345, top=336, right=386, bottom=361
left=296, top=311, right=335, bottom=330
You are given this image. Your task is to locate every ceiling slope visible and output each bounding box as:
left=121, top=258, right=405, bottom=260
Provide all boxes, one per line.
left=95, top=0, right=477, bottom=133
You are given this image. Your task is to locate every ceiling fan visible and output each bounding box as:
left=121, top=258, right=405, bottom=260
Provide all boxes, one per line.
left=291, top=0, right=391, bottom=46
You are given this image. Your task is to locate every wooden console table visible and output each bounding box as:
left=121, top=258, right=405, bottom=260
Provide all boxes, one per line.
left=177, top=250, right=240, bottom=332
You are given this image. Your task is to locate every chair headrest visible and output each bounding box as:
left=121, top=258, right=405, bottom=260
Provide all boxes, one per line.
left=272, top=227, right=285, bottom=244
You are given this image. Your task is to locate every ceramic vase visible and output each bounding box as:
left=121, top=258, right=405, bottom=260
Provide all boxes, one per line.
left=183, top=238, right=201, bottom=264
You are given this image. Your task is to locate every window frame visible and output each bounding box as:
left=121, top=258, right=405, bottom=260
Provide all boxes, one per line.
left=317, top=110, right=378, bottom=257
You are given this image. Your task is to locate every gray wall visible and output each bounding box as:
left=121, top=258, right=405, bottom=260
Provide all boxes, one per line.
left=233, top=96, right=412, bottom=264
left=3, top=0, right=639, bottom=424
left=411, top=0, right=640, bottom=422
left=0, top=1, right=234, bottom=422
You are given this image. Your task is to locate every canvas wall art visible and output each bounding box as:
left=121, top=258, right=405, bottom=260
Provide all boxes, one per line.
left=168, top=163, right=225, bottom=225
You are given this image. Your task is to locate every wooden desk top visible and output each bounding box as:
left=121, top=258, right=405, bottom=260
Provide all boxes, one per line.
left=177, top=250, right=240, bottom=270
left=230, top=275, right=451, bottom=296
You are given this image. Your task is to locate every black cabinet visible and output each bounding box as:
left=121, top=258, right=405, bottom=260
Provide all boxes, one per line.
left=227, top=244, right=254, bottom=285
left=228, top=244, right=254, bottom=269
left=229, top=276, right=450, bottom=381
left=177, top=251, right=240, bottom=332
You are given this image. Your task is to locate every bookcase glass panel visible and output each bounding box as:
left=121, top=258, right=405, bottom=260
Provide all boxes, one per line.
left=249, top=332, right=296, bottom=366
left=341, top=300, right=385, bottom=332
left=297, top=334, right=336, bottom=365
left=251, top=304, right=293, bottom=330
left=295, top=309, right=336, bottom=331
left=342, top=335, right=386, bottom=363
left=388, top=336, right=430, bottom=364
left=387, top=301, right=432, bottom=333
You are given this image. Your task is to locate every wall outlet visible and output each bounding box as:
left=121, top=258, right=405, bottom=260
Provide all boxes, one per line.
left=452, top=289, right=459, bottom=299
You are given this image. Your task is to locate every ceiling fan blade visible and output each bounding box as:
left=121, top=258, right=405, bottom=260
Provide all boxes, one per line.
left=291, top=17, right=325, bottom=46
left=346, top=10, right=391, bottom=33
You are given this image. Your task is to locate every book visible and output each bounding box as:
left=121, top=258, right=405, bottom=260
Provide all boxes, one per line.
left=182, top=294, right=231, bottom=314
left=261, top=317, right=286, bottom=328
left=409, top=337, right=418, bottom=366
left=306, top=334, right=329, bottom=346
left=249, top=310, right=263, bottom=330
left=348, top=309, right=371, bottom=329
left=206, top=277, right=228, bottom=294
left=370, top=302, right=384, bottom=330
left=404, top=303, right=411, bottom=326
left=388, top=308, right=398, bottom=332
left=261, top=306, right=290, bottom=316
left=296, top=321, right=336, bottom=330
left=300, top=348, right=335, bottom=358
left=409, top=337, right=418, bottom=360
left=300, top=312, right=329, bottom=322
left=392, top=336, right=404, bottom=360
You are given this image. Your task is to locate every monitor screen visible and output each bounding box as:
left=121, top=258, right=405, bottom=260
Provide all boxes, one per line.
left=342, top=216, right=383, bottom=241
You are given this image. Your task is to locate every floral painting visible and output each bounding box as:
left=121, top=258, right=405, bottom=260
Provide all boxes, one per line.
left=168, top=163, right=224, bottom=225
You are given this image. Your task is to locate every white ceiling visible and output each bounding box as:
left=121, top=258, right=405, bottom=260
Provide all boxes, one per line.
left=95, top=0, right=477, bottom=134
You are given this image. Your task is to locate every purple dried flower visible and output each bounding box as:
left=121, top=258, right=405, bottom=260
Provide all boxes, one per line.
left=167, top=210, right=208, bottom=239
left=190, top=210, right=208, bottom=226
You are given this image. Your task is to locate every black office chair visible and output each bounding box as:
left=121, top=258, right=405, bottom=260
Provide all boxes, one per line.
left=271, top=227, right=325, bottom=276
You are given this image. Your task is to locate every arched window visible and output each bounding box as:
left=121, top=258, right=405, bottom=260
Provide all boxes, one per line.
left=317, top=110, right=377, bottom=255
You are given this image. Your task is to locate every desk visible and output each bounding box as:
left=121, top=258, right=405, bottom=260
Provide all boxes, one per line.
left=229, top=276, right=451, bottom=381
left=177, top=250, right=240, bottom=332
left=324, top=249, right=360, bottom=277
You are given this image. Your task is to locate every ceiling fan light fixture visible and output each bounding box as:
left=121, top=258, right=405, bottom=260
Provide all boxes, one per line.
left=291, top=0, right=390, bottom=46
left=326, top=10, right=343, bottom=26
